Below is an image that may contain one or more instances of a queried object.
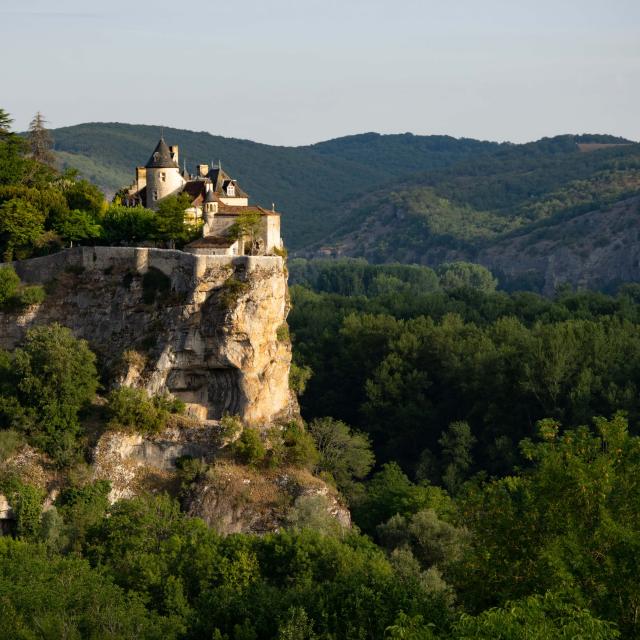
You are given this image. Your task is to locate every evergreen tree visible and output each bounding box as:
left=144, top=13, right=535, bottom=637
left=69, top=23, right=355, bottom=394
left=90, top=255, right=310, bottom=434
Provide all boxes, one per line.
left=27, top=111, right=54, bottom=167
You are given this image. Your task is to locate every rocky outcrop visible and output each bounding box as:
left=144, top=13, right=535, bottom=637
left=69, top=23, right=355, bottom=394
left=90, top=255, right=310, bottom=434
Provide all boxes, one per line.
left=0, top=247, right=351, bottom=535
left=0, top=247, right=295, bottom=425
left=184, top=461, right=351, bottom=534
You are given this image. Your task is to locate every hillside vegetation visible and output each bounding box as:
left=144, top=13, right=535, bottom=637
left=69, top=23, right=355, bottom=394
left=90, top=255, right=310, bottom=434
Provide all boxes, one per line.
left=50, top=123, right=500, bottom=248
left=306, top=136, right=640, bottom=291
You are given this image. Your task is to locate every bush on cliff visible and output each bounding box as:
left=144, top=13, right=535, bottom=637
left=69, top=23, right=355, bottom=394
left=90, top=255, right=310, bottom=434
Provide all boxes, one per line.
left=106, top=387, right=182, bottom=435
left=0, top=324, right=98, bottom=466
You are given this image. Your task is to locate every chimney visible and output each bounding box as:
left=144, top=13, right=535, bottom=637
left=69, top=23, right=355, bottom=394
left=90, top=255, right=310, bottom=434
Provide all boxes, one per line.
left=198, top=164, right=209, bottom=177
left=136, top=166, right=147, bottom=190
left=169, top=145, right=179, bottom=164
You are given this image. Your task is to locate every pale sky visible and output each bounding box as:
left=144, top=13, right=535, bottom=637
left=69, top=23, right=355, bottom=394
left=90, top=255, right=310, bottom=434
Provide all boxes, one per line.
left=2, top=0, right=639, bottom=145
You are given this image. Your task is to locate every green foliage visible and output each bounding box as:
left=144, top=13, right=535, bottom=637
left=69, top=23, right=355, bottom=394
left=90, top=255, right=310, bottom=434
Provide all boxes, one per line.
left=82, top=494, right=453, bottom=639
left=0, top=324, right=99, bottom=465
left=16, top=283, right=45, bottom=306
left=232, top=427, right=266, bottom=465
left=227, top=210, right=262, bottom=245
left=0, top=266, right=20, bottom=306
left=155, top=193, right=197, bottom=244
left=378, top=508, right=468, bottom=570
left=307, top=417, right=374, bottom=497
left=101, top=204, right=157, bottom=243
left=0, top=197, right=46, bottom=260
left=285, top=494, right=344, bottom=536
left=0, top=267, right=46, bottom=309
left=106, top=387, right=175, bottom=435
left=276, top=322, right=290, bottom=342
left=51, top=123, right=500, bottom=249
left=5, top=480, right=45, bottom=541
left=353, top=463, right=455, bottom=536
left=289, top=362, right=312, bottom=396
left=0, top=428, right=24, bottom=461
left=267, top=421, right=320, bottom=469
left=452, top=592, right=620, bottom=639
left=54, top=480, right=111, bottom=551
left=454, top=414, right=640, bottom=635
left=52, top=208, right=102, bottom=243
left=0, top=537, right=171, bottom=638
left=219, top=413, right=243, bottom=442
left=437, top=262, right=497, bottom=293
left=290, top=277, right=640, bottom=478
left=220, top=276, right=249, bottom=309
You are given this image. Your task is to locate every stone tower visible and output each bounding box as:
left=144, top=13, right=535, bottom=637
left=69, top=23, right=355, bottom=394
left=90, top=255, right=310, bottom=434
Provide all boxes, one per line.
left=144, top=137, right=185, bottom=209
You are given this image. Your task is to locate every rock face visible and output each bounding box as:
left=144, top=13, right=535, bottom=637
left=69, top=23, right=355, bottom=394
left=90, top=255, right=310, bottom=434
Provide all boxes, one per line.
left=184, top=461, right=351, bottom=534
left=0, top=247, right=351, bottom=535
left=0, top=247, right=295, bottom=425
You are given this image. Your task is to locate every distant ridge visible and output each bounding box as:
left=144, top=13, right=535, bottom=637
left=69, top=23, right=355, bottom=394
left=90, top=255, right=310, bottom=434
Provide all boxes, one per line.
left=50, top=123, right=637, bottom=253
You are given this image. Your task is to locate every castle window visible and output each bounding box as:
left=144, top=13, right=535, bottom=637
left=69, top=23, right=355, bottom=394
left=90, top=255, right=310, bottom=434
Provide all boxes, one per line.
left=153, top=190, right=158, bottom=201
left=160, top=172, right=166, bottom=182
left=227, top=183, right=236, bottom=197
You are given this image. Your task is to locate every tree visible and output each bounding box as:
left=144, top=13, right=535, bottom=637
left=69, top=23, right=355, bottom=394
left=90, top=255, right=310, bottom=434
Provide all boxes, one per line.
left=452, top=593, right=619, bottom=640
left=438, top=421, right=476, bottom=495
left=307, top=417, right=374, bottom=498
left=0, top=108, right=28, bottom=185
left=13, top=324, right=99, bottom=464
left=27, top=111, right=55, bottom=166
left=53, top=209, right=102, bottom=244
left=227, top=211, right=262, bottom=253
left=437, top=262, right=497, bottom=293
left=0, top=197, right=45, bottom=260
left=0, top=266, right=20, bottom=306
left=0, top=108, right=13, bottom=139
left=101, top=204, right=156, bottom=243
left=155, top=193, right=195, bottom=244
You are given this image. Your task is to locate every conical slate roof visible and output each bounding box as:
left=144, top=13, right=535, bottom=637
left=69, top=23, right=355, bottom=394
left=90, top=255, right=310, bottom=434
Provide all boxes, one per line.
left=145, top=138, right=179, bottom=169
left=204, top=186, right=217, bottom=203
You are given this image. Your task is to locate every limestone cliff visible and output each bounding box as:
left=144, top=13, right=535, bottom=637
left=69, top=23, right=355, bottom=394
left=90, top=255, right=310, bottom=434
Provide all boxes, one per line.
left=1, top=247, right=295, bottom=424
left=0, top=247, right=350, bottom=534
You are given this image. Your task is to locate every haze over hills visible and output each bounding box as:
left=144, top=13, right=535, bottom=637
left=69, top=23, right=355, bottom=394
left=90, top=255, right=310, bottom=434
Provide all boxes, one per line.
left=50, top=123, right=640, bottom=291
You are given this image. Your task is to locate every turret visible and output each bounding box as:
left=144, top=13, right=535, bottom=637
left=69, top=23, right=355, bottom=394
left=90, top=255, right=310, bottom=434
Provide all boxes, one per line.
left=144, top=137, right=185, bottom=209
left=202, top=183, right=218, bottom=236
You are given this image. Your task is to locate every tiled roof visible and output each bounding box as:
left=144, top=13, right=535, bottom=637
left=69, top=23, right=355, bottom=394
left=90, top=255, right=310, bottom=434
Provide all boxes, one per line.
left=185, top=235, right=236, bottom=249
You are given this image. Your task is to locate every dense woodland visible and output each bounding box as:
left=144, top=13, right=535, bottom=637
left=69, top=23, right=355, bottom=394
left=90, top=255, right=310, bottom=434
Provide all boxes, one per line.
left=1, top=109, right=640, bottom=638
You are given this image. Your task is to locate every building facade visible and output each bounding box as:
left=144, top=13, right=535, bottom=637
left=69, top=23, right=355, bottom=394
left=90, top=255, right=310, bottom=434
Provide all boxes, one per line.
left=122, top=137, right=283, bottom=256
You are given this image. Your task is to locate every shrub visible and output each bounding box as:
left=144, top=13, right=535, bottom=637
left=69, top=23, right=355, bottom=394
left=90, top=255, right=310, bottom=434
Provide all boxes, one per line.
left=233, top=427, right=266, bottom=466
left=276, top=323, right=290, bottom=342
left=0, top=266, right=20, bottom=306
left=17, top=284, right=45, bottom=307
left=11, top=324, right=98, bottom=466
left=219, top=414, right=242, bottom=444
left=308, top=417, right=374, bottom=496
left=106, top=387, right=169, bottom=435
left=289, top=363, right=312, bottom=396
left=0, top=479, right=45, bottom=541
left=219, top=277, right=249, bottom=309
left=0, top=429, right=25, bottom=461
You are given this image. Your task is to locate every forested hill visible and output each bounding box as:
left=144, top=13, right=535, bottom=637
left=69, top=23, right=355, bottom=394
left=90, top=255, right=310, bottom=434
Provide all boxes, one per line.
left=50, top=123, right=499, bottom=248
left=304, top=135, right=640, bottom=291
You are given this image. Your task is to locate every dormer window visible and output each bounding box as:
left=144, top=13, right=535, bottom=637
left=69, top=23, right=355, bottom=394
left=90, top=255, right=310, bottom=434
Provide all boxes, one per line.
left=227, top=183, right=236, bottom=197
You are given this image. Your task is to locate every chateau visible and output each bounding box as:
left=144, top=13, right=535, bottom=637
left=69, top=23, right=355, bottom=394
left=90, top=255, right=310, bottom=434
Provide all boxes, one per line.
left=122, top=137, right=283, bottom=256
